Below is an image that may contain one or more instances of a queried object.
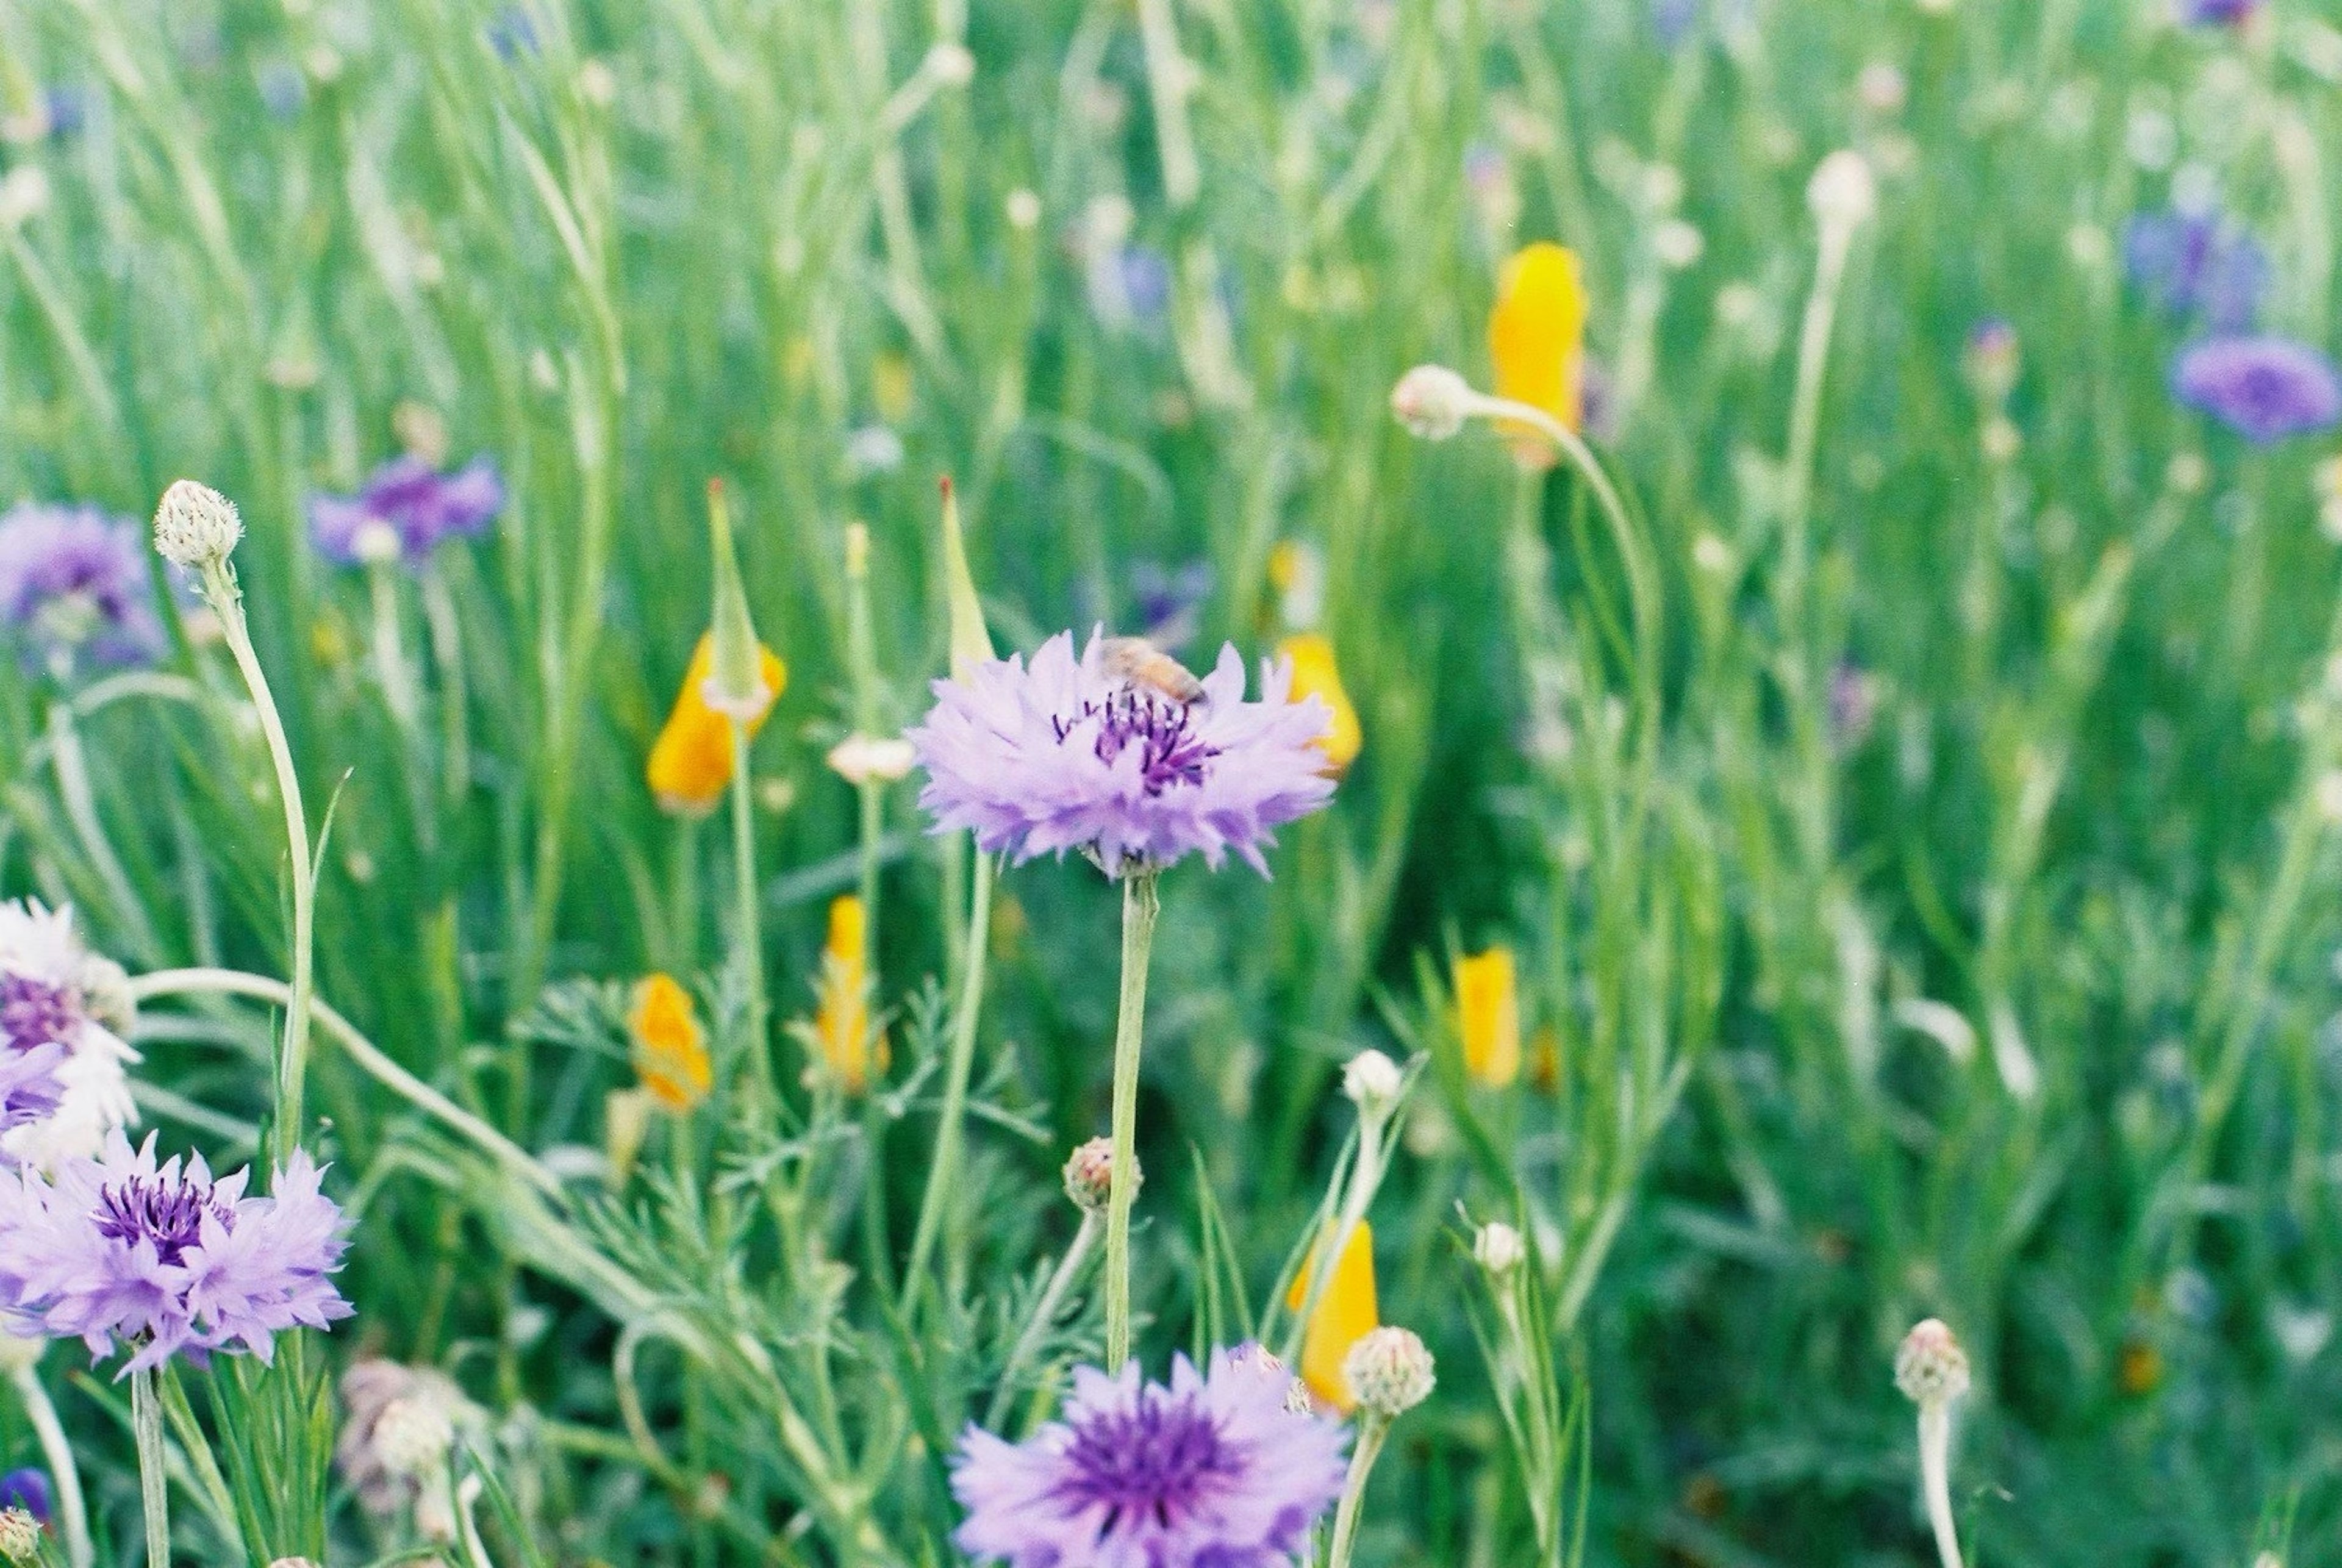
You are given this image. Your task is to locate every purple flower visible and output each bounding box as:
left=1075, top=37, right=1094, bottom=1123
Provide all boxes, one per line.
left=2176, top=0, right=2257, bottom=23
left=953, top=1348, right=1348, bottom=1568
left=2122, top=209, right=2266, bottom=331
left=1128, top=560, right=1213, bottom=651
left=2172, top=335, right=2342, bottom=445
left=0, top=1131, right=351, bottom=1373
left=0, top=1469, right=48, bottom=1523
left=908, top=629, right=1337, bottom=877
left=1651, top=0, right=1701, bottom=46
left=0, top=503, right=164, bottom=678
left=309, top=456, right=504, bottom=567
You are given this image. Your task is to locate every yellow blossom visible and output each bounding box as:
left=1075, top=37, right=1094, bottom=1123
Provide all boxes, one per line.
left=1488, top=242, right=1588, bottom=458
left=629, top=973, right=712, bottom=1112
left=814, top=895, right=888, bottom=1093
left=646, top=633, right=788, bottom=815
left=873, top=352, right=915, bottom=423
left=1456, top=947, right=1522, bottom=1088
left=1284, top=1220, right=1379, bottom=1411
left=1278, top=633, right=1362, bottom=774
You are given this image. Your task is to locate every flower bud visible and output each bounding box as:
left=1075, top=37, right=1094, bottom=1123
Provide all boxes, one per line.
left=924, top=41, right=976, bottom=87
left=1473, top=1220, right=1525, bottom=1277
left=374, top=1394, right=456, bottom=1480
left=1341, top=1049, right=1403, bottom=1119
left=702, top=480, right=775, bottom=725
left=1389, top=364, right=1474, bottom=441
left=1062, top=1136, right=1130, bottom=1212
left=939, top=478, right=995, bottom=679
left=1342, top=1325, right=1435, bottom=1418
left=1894, top=1318, right=1971, bottom=1407
left=1806, top=149, right=1878, bottom=231
left=0, top=1511, right=38, bottom=1567
left=153, top=479, right=245, bottom=571
left=826, top=734, right=917, bottom=785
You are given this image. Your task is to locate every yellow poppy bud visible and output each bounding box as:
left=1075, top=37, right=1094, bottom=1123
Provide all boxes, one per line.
left=1456, top=947, right=1522, bottom=1088
left=1284, top=1220, right=1378, bottom=1412
left=814, top=895, right=889, bottom=1093
left=605, top=1086, right=655, bottom=1181
left=1488, top=242, right=1589, bottom=459
left=646, top=633, right=789, bottom=815
left=629, top=973, right=712, bottom=1112
left=1278, top=633, right=1362, bottom=775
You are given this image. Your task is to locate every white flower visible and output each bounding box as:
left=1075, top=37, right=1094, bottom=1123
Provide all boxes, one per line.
left=0, top=900, right=141, bottom=1172
left=845, top=424, right=906, bottom=477
left=152, top=479, right=244, bottom=570
left=1341, top=1049, right=1404, bottom=1119
left=1004, top=188, right=1042, bottom=231
left=826, top=734, right=917, bottom=786
left=1389, top=365, right=1474, bottom=442
left=1473, top=1220, right=1525, bottom=1276
left=1806, top=149, right=1877, bottom=231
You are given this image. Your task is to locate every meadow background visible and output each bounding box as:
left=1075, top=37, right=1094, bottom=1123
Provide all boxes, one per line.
left=4, top=0, right=2342, bottom=1563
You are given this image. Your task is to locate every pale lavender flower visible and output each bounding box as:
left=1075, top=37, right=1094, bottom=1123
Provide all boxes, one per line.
left=2176, top=0, right=2257, bottom=23
left=0, top=901, right=139, bottom=1171
left=309, top=456, right=504, bottom=567
left=953, top=1348, right=1348, bottom=1568
left=2122, top=209, right=2266, bottom=331
left=2172, top=336, right=2342, bottom=445
left=0, top=503, right=164, bottom=678
left=907, top=629, right=1336, bottom=877
left=0, top=1130, right=351, bottom=1373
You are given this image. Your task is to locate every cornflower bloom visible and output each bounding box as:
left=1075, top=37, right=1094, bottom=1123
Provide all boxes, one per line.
left=2172, top=335, right=2342, bottom=445
left=1284, top=1220, right=1379, bottom=1411
left=0, top=503, right=163, bottom=679
left=0, top=1130, right=350, bottom=1373
left=1455, top=947, right=1522, bottom=1088
left=907, top=629, right=1335, bottom=878
left=953, top=1348, right=1348, bottom=1568
left=646, top=633, right=789, bottom=815
left=2122, top=209, right=2266, bottom=330
left=1488, top=243, right=1590, bottom=459
left=2177, top=0, right=2257, bottom=22
left=1277, top=634, right=1362, bottom=774
left=811, top=896, right=887, bottom=1093
left=627, top=974, right=711, bottom=1112
left=1, top=901, right=137, bottom=1166
left=308, top=456, right=503, bottom=567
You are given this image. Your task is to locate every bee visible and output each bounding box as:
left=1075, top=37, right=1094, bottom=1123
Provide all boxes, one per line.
left=1100, top=635, right=1207, bottom=706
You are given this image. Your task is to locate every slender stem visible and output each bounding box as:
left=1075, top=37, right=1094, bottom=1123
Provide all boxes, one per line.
left=131, top=1366, right=168, bottom=1568
left=366, top=558, right=419, bottom=727
left=127, top=968, right=562, bottom=1198
left=1918, top=1402, right=1964, bottom=1568
left=900, top=850, right=996, bottom=1316
left=204, top=564, right=315, bottom=1170
left=728, top=721, right=772, bottom=1104
left=984, top=1212, right=1101, bottom=1430
left=1779, top=223, right=1855, bottom=648
left=10, top=1362, right=90, bottom=1568
left=1102, top=870, right=1161, bottom=1370
left=1325, top=1413, right=1391, bottom=1568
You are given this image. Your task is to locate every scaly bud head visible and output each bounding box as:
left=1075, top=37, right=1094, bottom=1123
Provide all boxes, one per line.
left=1389, top=365, right=1474, bottom=441
left=0, top=1511, right=38, bottom=1567
left=1894, top=1318, right=1971, bottom=1407
left=1343, top=1325, right=1436, bottom=1418
left=1062, top=1135, right=1129, bottom=1212
left=153, top=479, right=244, bottom=571
left=1341, top=1049, right=1404, bottom=1122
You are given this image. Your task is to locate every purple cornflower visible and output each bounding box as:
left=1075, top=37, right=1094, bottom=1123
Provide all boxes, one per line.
left=0, top=503, right=164, bottom=679
left=953, top=1348, right=1348, bottom=1568
left=907, top=629, right=1337, bottom=877
left=309, top=456, right=504, bottom=567
left=2122, top=209, right=2267, bottom=331
left=0, top=1469, right=48, bottom=1523
left=0, top=1131, right=351, bottom=1373
left=2172, top=335, right=2342, bottom=445
left=1128, top=560, right=1212, bottom=650
left=2176, top=0, right=2257, bottom=23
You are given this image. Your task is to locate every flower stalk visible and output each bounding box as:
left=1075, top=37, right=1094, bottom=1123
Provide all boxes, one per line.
left=130, top=1366, right=168, bottom=1568
left=1101, top=868, right=1161, bottom=1369
left=8, top=1359, right=90, bottom=1568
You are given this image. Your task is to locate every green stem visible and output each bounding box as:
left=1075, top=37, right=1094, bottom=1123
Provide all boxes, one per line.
left=10, top=1362, right=90, bottom=1568
left=984, top=1212, right=1101, bottom=1430
left=1325, top=1413, right=1392, bottom=1568
left=131, top=1366, right=168, bottom=1568
left=900, top=850, right=996, bottom=1316
left=728, top=721, right=772, bottom=1104
left=1102, top=870, right=1162, bottom=1370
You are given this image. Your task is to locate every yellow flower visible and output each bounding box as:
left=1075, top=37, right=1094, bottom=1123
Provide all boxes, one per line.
left=814, top=895, right=888, bottom=1093
left=1456, top=947, right=1521, bottom=1088
left=1278, top=633, right=1363, bottom=775
left=646, top=632, right=788, bottom=815
left=1284, top=1220, right=1379, bottom=1411
left=629, top=973, right=712, bottom=1112
left=873, top=351, right=915, bottom=423
left=1487, top=242, right=1588, bottom=454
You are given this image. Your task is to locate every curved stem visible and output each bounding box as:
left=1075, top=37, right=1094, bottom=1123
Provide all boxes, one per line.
left=127, top=968, right=561, bottom=1198
left=984, top=1212, right=1101, bottom=1430
left=1917, top=1401, right=1964, bottom=1568
left=900, top=850, right=996, bottom=1316
left=10, top=1360, right=90, bottom=1568
left=1324, top=1413, right=1391, bottom=1568
left=1101, top=870, right=1161, bottom=1370
left=131, top=1366, right=168, bottom=1568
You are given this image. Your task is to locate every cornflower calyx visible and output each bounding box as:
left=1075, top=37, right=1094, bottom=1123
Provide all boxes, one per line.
left=1895, top=1318, right=1971, bottom=1406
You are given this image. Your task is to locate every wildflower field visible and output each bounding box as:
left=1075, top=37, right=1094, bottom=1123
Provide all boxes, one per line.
left=4, top=0, right=2342, bottom=1563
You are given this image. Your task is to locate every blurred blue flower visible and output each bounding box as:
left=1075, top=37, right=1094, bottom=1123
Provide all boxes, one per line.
left=309, top=456, right=504, bottom=567
left=2171, top=335, right=2342, bottom=445
left=0, top=502, right=164, bottom=679
left=257, top=60, right=307, bottom=121
left=2122, top=209, right=2266, bottom=331
left=1652, top=0, right=1702, bottom=46
left=2175, top=0, right=2257, bottom=23
left=42, top=87, right=87, bottom=140
left=1120, top=245, right=1173, bottom=322
left=1128, top=559, right=1212, bottom=650
left=0, top=1469, right=48, bottom=1524
left=487, top=7, right=541, bottom=60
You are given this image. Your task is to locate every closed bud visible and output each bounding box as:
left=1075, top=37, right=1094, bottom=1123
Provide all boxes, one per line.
left=1342, top=1325, right=1435, bottom=1418
left=702, top=480, right=775, bottom=723
left=374, top=1394, right=456, bottom=1479
left=1062, top=1136, right=1128, bottom=1212
left=153, top=479, right=244, bottom=571
left=0, top=1512, right=38, bottom=1567
left=1894, top=1318, right=1971, bottom=1407
left=1473, top=1220, right=1525, bottom=1277
left=1341, top=1049, right=1403, bottom=1120
left=826, top=733, right=918, bottom=785
left=939, top=478, right=995, bottom=678
left=1390, top=364, right=1475, bottom=441
left=1807, top=149, right=1878, bottom=231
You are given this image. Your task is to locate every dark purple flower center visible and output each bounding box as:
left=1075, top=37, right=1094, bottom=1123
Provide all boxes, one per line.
left=94, top=1173, right=235, bottom=1267
left=0, top=975, right=76, bottom=1053
left=1054, top=689, right=1220, bottom=795
left=1053, top=1388, right=1240, bottom=1532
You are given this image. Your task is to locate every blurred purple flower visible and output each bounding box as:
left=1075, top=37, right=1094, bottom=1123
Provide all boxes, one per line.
left=1128, top=559, right=1212, bottom=650
left=1120, top=245, right=1173, bottom=322
left=0, top=1469, right=48, bottom=1524
left=1652, top=0, right=1701, bottom=46
left=0, top=503, right=163, bottom=679
left=2172, top=336, right=2342, bottom=445
left=2176, top=0, right=2257, bottom=23
left=1830, top=661, right=1879, bottom=750
left=487, top=7, right=540, bottom=59
left=309, top=456, right=503, bottom=567
left=0, top=1130, right=351, bottom=1374
left=2122, top=209, right=2266, bottom=331
left=953, top=1348, right=1347, bottom=1568
left=907, top=629, right=1336, bottom=877
left=257, top=60, right=306, bottom=120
